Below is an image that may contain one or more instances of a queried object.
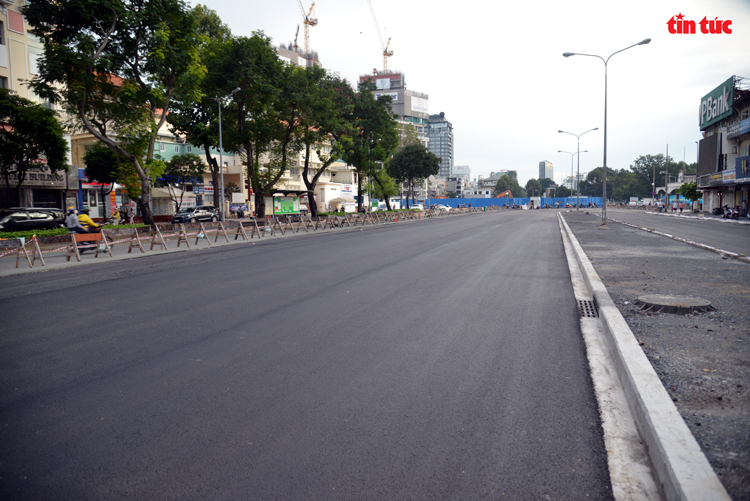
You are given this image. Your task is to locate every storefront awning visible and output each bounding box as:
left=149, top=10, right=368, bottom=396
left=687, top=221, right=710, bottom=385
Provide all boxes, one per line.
left=150, top=187, right=196, bottom=199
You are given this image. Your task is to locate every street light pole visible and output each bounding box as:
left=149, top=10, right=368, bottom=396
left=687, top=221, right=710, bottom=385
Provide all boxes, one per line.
left=559, top=127, right=597, bottom=211
left=563, top=38, right=651, bottom=225
left=558, top=149, right=588, bottom=208
left=211, top=88, right=241, bottom=222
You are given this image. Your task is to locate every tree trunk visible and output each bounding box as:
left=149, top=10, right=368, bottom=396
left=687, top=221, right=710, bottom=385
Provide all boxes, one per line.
left=254, top=192, right=267, bottom=219
left=137, top=186, right=154, bottom=225
left=356, top=168, right=363, bottom=213
left=307, top=189, right=318, bottom=217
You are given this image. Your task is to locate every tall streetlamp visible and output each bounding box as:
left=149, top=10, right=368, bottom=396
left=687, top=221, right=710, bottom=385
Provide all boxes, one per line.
left=210, top=87, right=240, bottom=222
left=559, top=127, right=597, bottom=210
left=563, top=38, right=651, bottom=226
left=558, top=149, right=588, bottom=208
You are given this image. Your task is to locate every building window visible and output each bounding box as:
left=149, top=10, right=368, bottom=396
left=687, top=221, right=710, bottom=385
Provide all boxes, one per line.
left=199, top=145, right=205, bottom=151
left=742, top=109, right=750, bottom=120
left=0, top=21, right=4, bottom=45
left=0, top=77, right=7, bottom=89
left=174, top=144, right=179, bottom=153
left=290, top=167, right=299, bottom=175
left=159, top=142, right=165, bottom=151
left=186, top=145, right=192, bottom=153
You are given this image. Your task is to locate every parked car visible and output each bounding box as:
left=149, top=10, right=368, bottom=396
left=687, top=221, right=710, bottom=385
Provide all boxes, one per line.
left=0, top=207, right=65, bottom=233
left=434, top=204, right=451, bottom=211
left=171, top=205, right=219, bottom=224
left=410, top=204, right=424, bottom=211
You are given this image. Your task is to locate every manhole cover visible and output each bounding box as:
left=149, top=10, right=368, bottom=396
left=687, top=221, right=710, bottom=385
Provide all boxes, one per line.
left=633, top=295, right=715, bottom=314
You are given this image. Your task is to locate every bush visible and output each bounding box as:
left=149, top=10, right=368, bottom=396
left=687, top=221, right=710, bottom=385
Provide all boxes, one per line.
left=0, top=224, right=147, bottom=240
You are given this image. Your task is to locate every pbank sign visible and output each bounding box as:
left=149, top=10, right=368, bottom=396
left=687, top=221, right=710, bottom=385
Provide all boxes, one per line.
left=699, top=77, right=734, bottom=130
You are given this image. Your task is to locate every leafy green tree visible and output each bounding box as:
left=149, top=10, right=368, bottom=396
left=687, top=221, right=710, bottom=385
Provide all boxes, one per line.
left=525, top=178, right=542, bottom=197
left=340, top=82, right=398, bottom=212
left=368, top=168, right=399, bottom=208
left=494, top=174, right=525, bottom=197
left=0, top=89, right=68, bottom=207
left=294, top=69, right=354, bottom=217
left=213, top=33, right=286, bottom=218
left=167, top=4, right=232, bottom=218
left=154, top=153, right=205, bottom=212
left=556, top=185, right=571, bottom=198
left=84, top=142, right=122, bottom=209
left=676, top=181, right=702, bottom=206
left=494, top=176, right=511, bottom=195
left=25, top=0, right=203, bottom=224
left=387, top=143, right=440, bottom=208
left=539, top=178, right=556, bottom=190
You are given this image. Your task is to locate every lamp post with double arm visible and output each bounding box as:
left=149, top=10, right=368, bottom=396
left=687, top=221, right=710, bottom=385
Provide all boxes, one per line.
left=563, top=38, right=651, bottom=225
left=559, top=128, right=597, bottom=211
left=558, top=149, right=588, bottom=208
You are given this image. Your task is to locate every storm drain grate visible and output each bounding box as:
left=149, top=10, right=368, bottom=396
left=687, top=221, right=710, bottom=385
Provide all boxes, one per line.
left=578, top=299, right=599, bottom=318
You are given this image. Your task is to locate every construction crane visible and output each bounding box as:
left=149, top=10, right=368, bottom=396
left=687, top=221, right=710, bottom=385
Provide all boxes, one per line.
left=366, top=0, right=393, bottom=72
left=293, top=25, right=299, bottom=52
left=296, top=1, right=318, bottom=55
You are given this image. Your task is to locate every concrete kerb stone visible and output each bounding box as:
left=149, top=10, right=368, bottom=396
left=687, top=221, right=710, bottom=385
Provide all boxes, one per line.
left=558, top=213, right=730, bottom=501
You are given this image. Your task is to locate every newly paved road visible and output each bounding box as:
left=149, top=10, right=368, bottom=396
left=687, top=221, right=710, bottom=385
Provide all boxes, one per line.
left=0, top=210, right=612, bottom=500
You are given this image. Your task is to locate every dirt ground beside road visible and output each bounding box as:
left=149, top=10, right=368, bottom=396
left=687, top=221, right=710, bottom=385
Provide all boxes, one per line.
left=563, top=210, right=750, bottom=500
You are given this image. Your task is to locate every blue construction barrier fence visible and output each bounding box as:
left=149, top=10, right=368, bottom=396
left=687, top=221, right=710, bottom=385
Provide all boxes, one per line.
left=418, top=197, right=603, bottom=209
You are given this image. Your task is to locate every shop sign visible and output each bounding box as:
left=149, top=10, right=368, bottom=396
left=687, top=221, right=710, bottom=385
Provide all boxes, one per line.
left=723, top=169, right=736, bottom=184
left=709, top=173, right=724, bottom=186
left=699, top=76, right=734, bottom=130
left=735, top=156, right=750, bottom=182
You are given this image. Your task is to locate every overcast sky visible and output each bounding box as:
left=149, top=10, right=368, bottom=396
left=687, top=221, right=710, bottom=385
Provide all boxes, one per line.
left=193, top=0, right=750, bottom=186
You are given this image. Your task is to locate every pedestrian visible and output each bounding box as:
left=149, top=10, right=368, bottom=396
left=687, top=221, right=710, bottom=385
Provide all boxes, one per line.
left=679, top=202, right=684, bottom=214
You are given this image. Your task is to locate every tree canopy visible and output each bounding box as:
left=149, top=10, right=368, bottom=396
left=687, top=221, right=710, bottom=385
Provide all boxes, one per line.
left=0, top=89, right=68, bottom=207
left=387, top=143, right=440, bottom=207
left=25, top=0, right=203, bottom=224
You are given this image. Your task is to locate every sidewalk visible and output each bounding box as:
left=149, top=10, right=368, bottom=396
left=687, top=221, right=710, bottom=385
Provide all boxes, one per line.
left=0, top=222, right=277, bottom=278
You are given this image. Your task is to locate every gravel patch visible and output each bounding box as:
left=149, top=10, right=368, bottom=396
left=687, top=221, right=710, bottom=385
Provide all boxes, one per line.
left=563, top=210, right=750, bottom=500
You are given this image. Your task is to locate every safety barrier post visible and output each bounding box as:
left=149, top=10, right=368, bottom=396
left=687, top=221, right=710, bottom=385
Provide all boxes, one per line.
left=214, top=221, right=230, bottom=243
left=130, top=227, right=146, bottom=253
left=176, top=223, right=190, bottom=247
left=234, top=221, right=249, bottom=240
left=149, top=224, right=168, bottom=251
left=15, top=237, right=44, bottom=268
left=195, top=223, right=212, bottom=246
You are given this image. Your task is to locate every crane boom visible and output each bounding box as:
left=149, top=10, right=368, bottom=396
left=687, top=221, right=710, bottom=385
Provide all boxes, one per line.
left=296, top=1, right=317, bottom=55
left=366, top=0, right=393, bottom=72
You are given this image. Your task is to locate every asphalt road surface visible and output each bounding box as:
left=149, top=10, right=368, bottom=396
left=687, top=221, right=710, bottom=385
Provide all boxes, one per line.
left=0, top=210, right=612, bottom=500
left=599, top=207, right=750, bottom=256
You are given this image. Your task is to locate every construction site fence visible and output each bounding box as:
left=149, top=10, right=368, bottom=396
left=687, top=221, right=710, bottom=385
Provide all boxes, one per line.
left=428, top=197, right=602, bottom=208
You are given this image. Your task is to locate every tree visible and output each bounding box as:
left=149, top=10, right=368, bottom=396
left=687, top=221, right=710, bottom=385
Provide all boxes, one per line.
left=494, top=174, right=525, bottom=197
left=167, top=4, right=232, bottom=219
left=295, top=69, right=354, bottom=217
left=0, top=89, right=68, bottom=207
left=153, top=153, right=205, bottom=212
left=26, top=0, right=204, bottom=225
left=216, top=33, right=286, bottom=218
left=494, top=176, right=511, bottom=195
left=525, top=178, right=542, bottom=197
left=386, top=143, right=440, bottom=208
left=676, top=181, right=702, bottom=206
left=368, top=168, right=399, bottom=209
left=340, top=82, right=398, bottom=213
left=83, top=142, right=122, bottom=209
left=556, top=185, right=571, bottom=198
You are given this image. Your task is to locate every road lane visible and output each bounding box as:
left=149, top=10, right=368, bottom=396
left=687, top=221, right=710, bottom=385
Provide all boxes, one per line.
left=602, top=207, right=750, bottom=256
left=0, top=210, right=612, bottom=500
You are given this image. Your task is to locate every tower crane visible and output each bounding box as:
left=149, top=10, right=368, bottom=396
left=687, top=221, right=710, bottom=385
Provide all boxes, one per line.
left=296, top=1, right=318, bottom=56
left=366, top=0, right=393, bottom=72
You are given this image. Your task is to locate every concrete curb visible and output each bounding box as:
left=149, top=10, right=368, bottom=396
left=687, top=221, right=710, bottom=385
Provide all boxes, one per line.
left=558, top=213, right=730, bottom=501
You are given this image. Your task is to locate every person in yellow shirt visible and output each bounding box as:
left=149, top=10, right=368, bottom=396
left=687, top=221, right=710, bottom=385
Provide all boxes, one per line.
left=78, top=207, right=101, bottom=233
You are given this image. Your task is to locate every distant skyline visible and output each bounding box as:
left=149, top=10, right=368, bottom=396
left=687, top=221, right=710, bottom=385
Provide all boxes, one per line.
left=193, top=0, right=750, bottom=185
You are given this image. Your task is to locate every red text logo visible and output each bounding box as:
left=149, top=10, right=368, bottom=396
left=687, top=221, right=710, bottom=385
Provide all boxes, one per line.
left=667, top=13, right=732, bottom=34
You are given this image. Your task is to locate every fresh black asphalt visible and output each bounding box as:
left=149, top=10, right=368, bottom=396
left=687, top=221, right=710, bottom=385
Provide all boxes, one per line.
left=0, top=210, right=612, bottom=500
